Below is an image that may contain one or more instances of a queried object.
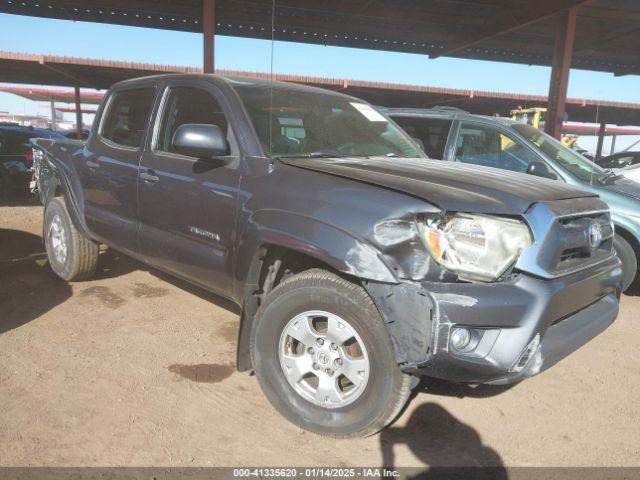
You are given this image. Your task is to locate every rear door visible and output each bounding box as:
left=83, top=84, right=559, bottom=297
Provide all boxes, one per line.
left=80, top=84, right=156, bottom=254
left=137, top=80, right=241, bottom=296
left=390, top=116, right=453, bottom=160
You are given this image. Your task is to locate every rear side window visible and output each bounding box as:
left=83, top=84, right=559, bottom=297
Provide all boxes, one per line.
left=100, top=88, right=155, bottom=148
left=392, top=116, right=452, bottom=159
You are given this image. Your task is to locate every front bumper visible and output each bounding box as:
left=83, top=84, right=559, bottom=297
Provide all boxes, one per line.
left=368, top=255, right=622, bottom=384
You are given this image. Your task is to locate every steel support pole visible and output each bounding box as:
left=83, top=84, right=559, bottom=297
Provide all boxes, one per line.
left=74, top=85, right=83, bottom=140
left=50, top=99, right=56, bottom=131
left=610, top=135, right=617, bottom=155
left=595, top=122, right=606, bottom=159
left=203, top=0, right=215, bottom=73
left=545, top=7, right=578, bottom=140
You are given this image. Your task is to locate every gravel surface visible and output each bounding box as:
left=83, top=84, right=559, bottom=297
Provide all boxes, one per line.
left=1, top=200, right=639, bottom=469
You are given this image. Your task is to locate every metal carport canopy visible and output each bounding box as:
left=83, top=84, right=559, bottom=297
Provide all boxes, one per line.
left=1, top=51, right=639, bottom=126
left=1, top=0, right=639, bottom=76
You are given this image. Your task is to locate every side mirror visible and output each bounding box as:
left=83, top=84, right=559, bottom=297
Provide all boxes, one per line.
left=526, top=161, right=558, bottom=180
left=172, top=123, right=229, bottom=159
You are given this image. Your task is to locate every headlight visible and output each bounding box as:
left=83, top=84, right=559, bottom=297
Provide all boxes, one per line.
left=421, top=213, right=533, bottom=282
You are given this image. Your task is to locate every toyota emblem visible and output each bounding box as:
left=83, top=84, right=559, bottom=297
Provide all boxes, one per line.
left=588, top=222, right=603, bottom=250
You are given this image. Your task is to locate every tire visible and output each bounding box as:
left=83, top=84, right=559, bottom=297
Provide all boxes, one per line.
left=613, top=235, right=637, bottom=292
left=44, top=197, right=99, bottom=281
left=250, top=268, right=412, bottom=438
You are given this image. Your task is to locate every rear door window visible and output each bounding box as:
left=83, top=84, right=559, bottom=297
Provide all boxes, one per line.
left=392, top=116, right=452, bottom=159
left=100, top=88, right=155, bottom=148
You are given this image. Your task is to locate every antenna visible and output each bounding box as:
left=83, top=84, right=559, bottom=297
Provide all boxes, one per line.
left=590, top=102, right=600, bottom=185
left=268, top=0, right=276, bottom=164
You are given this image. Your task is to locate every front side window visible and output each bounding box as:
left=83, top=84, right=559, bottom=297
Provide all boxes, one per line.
left=101, top=88, right=155, bottom=148
left=156, top=87, right=230, bottom=154
left=512, top=123, right=606, bottom=182
left=391, top=116, right=452, bottom=159
left=454, top=122, right=539, bottom=173
left=233, top=82, right=424, bottom=159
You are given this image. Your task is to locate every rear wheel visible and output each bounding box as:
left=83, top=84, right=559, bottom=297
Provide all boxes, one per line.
left=44, top=197, right=99, bottom=281
left=613, top=235, right=637, bottom=292
left=250, top=268, right=412, bottom=438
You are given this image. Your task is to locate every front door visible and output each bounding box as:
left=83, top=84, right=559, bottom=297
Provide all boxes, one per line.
left=138, top=82, right=241, bottom=296
left=80, top=86, right=156, bottom=254
left=452, top=121, right=542, bottom=174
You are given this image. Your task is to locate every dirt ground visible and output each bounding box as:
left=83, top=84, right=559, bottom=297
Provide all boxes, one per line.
left=1, top=198, right=639, bottom=470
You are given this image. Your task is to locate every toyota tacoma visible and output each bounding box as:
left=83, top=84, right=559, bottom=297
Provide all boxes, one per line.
left=33, top=74, right=622, bottom=438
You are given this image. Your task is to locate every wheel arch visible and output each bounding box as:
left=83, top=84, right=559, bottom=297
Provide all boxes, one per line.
left=235, top=242, right=375, bottom=372
left=614, top=222, right=640, bottom=258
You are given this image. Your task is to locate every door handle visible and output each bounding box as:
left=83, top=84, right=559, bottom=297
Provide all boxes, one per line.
left=140, top=170, right=159, bottom=184
left=86, top=160, right=100, bottom=170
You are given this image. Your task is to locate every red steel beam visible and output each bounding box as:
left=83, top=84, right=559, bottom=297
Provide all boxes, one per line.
left=203, top=0, right=215, bottom=73
left=545, top=7, right=578, bottom=139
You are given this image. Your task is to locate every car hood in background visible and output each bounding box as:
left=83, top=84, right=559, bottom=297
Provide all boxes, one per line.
left=605, top=175, right=640, bottom=199
left=279, top=157, right=596, bottom=215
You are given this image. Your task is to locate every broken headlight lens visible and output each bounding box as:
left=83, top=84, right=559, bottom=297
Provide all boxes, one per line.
left=421, top=213, right=533, bottom=282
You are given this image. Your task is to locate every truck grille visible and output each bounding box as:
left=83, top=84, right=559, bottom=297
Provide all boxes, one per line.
left=518, top=197, right=616, bottom=279
left=553, top=211, right=614, bottom=274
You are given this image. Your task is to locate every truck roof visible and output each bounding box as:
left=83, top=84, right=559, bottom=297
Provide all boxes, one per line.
left=110, top=73, right=356, bottom=99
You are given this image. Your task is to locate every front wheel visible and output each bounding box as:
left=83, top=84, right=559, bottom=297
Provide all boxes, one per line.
left=613, top=235, right=637, bottom=292
left=250, top=269, right=412, bottom=438
left=44, top=197, right=99, bottom=281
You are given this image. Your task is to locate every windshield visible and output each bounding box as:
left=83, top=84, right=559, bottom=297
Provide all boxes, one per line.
left=233, top=82, right=424, bottom=159
left=512, top=123, right=606, bottom=183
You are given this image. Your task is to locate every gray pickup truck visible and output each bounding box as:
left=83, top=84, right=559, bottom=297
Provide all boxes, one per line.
left=33, top=74, right=622, bottom=438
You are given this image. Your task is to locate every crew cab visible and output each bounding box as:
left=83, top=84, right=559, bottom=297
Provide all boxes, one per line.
left=386, top=107, right=640, bottom=292
left=33, top=75, right=622, bottom=438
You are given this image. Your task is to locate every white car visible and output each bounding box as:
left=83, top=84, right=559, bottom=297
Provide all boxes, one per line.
left=616, top=164, right=640, bottom=183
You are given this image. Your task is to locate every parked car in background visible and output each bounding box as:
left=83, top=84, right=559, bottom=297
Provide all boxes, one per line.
left=0, top=123, right=65, bottom=197
left=614, top=164, right=640, bottom=184
left=64, top=129, right=91, bottom=140
left=596, top=151, right=640, bottom=170
left=385, top=107, right=640, bottom=291
left=32, top=75, right=622, bottom=437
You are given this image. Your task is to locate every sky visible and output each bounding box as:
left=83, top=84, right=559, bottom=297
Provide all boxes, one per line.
left=1, top=13, right=639, bottom=153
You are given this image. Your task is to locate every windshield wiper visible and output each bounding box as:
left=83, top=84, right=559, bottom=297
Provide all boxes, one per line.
left=598, top=169, right=622, bottom=184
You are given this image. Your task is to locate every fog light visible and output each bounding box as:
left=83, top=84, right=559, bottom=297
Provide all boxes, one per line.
left=450, top=328, right=471, bottom=351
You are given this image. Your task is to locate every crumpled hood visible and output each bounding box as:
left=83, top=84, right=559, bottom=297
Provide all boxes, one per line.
left=279, top=157, right=597, bottom=215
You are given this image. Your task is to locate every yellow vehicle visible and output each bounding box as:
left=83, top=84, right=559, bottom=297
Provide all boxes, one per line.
left=510, top=107, right=548, bottom=129
left=510, top=107, right=577, bottom=148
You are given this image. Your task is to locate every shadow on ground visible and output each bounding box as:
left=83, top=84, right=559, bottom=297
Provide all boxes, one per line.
left=415, top=377, right=516, bottom=399
left=0, top=229, right=142, bottom=334
left=0, top=229, right=71, bottom=334
left=380, top=402, right=507, bottom=479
